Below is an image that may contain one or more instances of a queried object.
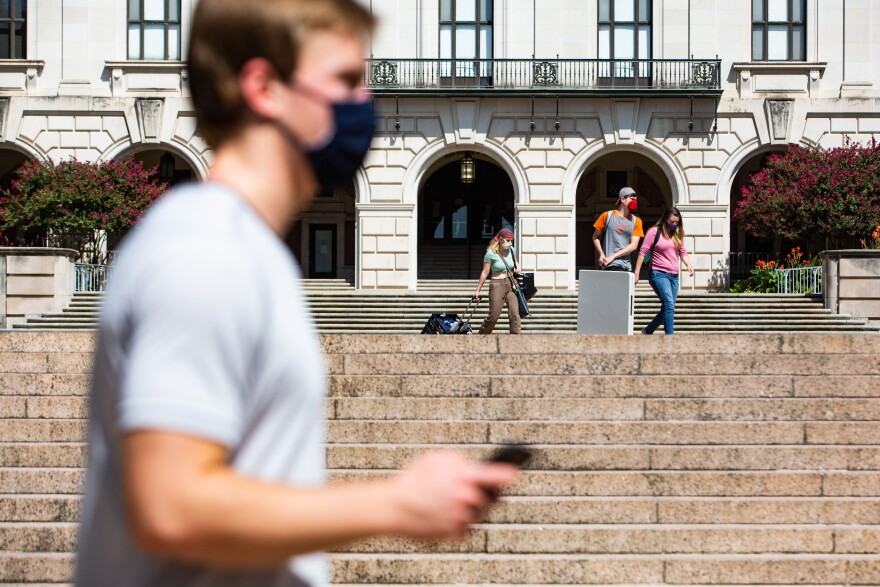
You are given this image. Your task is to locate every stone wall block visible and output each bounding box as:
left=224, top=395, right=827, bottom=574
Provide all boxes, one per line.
left=376, top=237, right=409, bottom=253
left=840, top=279, right=880, bottom=298
left=47, top=116, right=74, bottom=131
left=59, top=132, right=90, bottom=149
left=361, top=218, right=396, bottom=236
left=840, top=258, right=880, bottom=278
left=527, top=237, right=556, bottom=254
left=536, top=218, right=568, bottom=236
left=555, top=237, right=570, bottom=254
left=6, top=276, right=55, bottom=297
left=376, top=271, right=408, bottom=288
left=7, top=257, right=55, bottom=275
left=6, top=297, right=54, bottom=317
left=74, top=117, right=101, bottom=131
left=89, top=132, right=112, bottom=152
left=361, top=254, right=395, bottom=270
left=395, top=218, right=411, bottom=236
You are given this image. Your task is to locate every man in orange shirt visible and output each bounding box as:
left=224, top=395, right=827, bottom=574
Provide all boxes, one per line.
left=592, top=186, right=644, bottom=272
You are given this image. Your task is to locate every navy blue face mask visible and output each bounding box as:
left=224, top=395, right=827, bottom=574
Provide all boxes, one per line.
left=305, top=100, right=375, bottom=194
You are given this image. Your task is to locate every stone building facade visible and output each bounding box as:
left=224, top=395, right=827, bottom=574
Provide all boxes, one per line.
left=1, top=0, right=878, bottom=290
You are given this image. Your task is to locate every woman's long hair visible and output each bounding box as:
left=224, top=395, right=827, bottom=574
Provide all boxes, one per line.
left=653, top=207, right=684, bottom=247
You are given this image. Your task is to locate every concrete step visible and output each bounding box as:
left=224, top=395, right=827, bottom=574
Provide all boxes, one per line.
left=16, top=287, right=879, bottom=335
left=327, top=374, right=880, bottom=398
left=3, top=552, right=880, bottom=585
left=4, top=494, right=880, bottom=525
left=4, top=521, right=879, bottom=555
left=324, top=421, right=861, bottom=445
left=328, top=398, right=880, bottom=421
left=6, top=467, right=879, bottom=498
left=328, top=553, right=880, bottom=585
left=322, top=444, right=880, bottom=471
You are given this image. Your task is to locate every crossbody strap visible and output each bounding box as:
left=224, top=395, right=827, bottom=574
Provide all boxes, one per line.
left=499, top=252, right=520, bottom=291
left=648, top=226, right=662, bottom=266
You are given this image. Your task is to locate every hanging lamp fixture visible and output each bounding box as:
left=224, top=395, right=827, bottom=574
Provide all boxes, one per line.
left=460, top=152, right=475, bottom=184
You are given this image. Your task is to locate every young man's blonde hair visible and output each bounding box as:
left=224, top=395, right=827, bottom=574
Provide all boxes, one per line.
left=188, top=0, right=375, bottom=149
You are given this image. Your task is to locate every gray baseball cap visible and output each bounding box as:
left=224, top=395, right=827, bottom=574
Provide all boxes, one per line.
left=619, top=187, right=636, bottom=198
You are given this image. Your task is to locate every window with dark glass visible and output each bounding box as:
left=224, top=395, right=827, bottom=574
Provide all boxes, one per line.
left=752, top=0, right=805, bottom=61
left=598, top=0, right=651, bottom=76
left=439, top=0, right=492, bottom=78
left=128, top=0, right=181, bottom=60
left=0, top=0, right=26, bottom=59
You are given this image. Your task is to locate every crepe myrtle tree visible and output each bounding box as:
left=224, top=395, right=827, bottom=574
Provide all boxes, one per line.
left=0, top=157, right=166, bottom=263
left=734, top=138, right=880, bottom=254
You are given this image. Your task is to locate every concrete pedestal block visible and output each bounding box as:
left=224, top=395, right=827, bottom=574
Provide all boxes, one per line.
left=821, top=250, right=880, bottom=327
left=0, top=248, right=79, bottom=328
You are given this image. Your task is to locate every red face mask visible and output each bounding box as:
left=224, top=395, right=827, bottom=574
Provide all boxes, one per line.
left=627, top=200, right=638, bottom=212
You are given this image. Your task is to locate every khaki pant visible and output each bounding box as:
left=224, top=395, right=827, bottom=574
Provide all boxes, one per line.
left=479, top=278, right=522, bottom=334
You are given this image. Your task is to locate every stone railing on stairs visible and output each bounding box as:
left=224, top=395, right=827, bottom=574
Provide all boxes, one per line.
left=2, top=332, right=880, bottom=585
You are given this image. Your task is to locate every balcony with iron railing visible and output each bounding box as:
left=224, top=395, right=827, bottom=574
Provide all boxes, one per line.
left=365, top=58, right=722, bottom=95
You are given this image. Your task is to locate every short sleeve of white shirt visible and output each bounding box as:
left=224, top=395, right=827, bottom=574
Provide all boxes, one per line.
left=117, top=240, right=259, bottom=448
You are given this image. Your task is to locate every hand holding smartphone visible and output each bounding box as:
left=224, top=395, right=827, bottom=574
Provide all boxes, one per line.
left=483, top=444, right=533, bottom=468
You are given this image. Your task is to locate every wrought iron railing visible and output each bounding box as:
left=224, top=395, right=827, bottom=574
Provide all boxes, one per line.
left=365, top=58, right=721, bottom=92
left=775, top=266, right=822, bottom=295
left=75, top=264, right=112, bottom=292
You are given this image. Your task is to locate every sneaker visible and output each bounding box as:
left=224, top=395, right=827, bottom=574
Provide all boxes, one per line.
left=640, top=327, right=650, bottom=335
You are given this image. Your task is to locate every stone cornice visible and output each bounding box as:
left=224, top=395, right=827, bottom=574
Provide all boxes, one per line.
left=516, top=204, right=573, bottom=212
left=0, top=59, right=45, bottom=74
left=104, top=60, right=186, bottom=73
left=0, top=247, right=79, bottom=259
left=732, top=61, right=827, bottom=74
left=820, top=249, right=880, bottom=259
left=356, top=203, right=415, bottom=212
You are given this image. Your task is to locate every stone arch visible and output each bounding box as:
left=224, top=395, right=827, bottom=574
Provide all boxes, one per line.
left=562, top=141, right=688, bottom=208
left=102, top=140, right=208, bottom=181
left=401, top=139, right=528, bottom=207
left=0, top=142, right=41, bottom=191
left=415, top=147, right=517, bottom=280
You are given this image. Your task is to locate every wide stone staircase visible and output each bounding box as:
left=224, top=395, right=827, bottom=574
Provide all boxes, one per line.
left=2, top=331, right=880, bottom=585
left=10, top=280, right=880, bottom=333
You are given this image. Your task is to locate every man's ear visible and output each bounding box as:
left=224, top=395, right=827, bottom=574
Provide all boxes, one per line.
left=239, top=58, right=285, bottom=121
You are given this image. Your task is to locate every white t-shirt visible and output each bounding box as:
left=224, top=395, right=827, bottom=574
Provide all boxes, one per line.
left=76, top=183, right=328, bottom=587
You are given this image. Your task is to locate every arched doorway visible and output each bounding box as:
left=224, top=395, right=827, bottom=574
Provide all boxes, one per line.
left=575, top=151, right=672, bottom=277
left=418, top=154, right=515, bottom=280
left=728, top=148, right=786, bottom=280
left=120, top=148, right=198, bottom=187
left=0, top=148, right=31, bottom=191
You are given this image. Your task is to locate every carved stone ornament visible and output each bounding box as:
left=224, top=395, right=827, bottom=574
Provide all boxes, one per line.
left=0, top=97, right=8, bottom=137
left=740, top=70, right=751, bottom=82
left=136, top=98, right=164, bottom=140
left=26, top=68, right=37, bottom=79
left=112, top=68, right=123, bottom=80
left=765, top=99, right=793, bottom=142
left=810, top=70, right=820, bottom=81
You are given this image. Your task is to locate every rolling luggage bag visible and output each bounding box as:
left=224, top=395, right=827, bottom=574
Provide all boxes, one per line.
left=421, top=298, right=481, bottom=335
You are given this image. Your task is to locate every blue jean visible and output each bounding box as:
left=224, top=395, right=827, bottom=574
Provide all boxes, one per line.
left=645, top=270, right=679, bottom=335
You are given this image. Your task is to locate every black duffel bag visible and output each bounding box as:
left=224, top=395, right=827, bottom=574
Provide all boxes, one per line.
left=516, top=272, right=538, bottom=300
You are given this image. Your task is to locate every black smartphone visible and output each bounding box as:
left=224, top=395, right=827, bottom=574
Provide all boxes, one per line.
left=484, top=444, right=533, bottom=468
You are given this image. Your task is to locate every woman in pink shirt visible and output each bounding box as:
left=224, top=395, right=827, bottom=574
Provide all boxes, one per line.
left=633, top=207, right=695, bottom=335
